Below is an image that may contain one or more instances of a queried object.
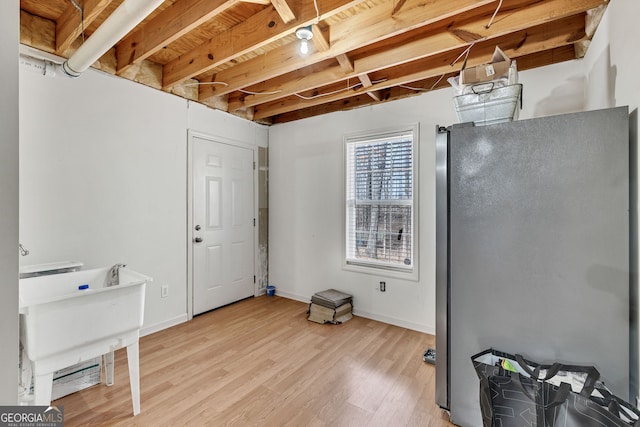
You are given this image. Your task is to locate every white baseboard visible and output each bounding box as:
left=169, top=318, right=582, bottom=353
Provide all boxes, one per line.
left=352, top=308, right=435, bottom=335
left=274, top=291, right=435, bottom=335
left=273, top=289, right=310, bottom=303
left=137, top=296, right=435, bottom=337
left=141, top=313, right=189, bottom=337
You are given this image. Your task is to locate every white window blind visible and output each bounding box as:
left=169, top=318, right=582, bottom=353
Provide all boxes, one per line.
left=345, top=129, right=416, bottom=272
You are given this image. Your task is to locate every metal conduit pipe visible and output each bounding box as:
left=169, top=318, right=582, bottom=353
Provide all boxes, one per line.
left=62, top=0, right=164, bottom=78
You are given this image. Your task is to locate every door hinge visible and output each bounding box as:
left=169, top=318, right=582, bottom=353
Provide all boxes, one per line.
left=253, top=275, right=256, bottom=284
left=253, top=161, right=256, bottom=170
left=253, top=218, right=256, bottom=227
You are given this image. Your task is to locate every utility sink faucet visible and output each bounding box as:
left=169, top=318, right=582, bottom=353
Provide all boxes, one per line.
left=107, top=263, right=127, bottom=287
left=19, top=243, right=29, bottom=256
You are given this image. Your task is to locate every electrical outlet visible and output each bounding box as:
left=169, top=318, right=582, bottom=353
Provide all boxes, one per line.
left=379, top=281, right=386, bottom=292
left=161, top=285, right=169, bottom=298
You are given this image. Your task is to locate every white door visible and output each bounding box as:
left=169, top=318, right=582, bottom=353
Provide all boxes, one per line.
left=192, top=136, right=254, bottom=315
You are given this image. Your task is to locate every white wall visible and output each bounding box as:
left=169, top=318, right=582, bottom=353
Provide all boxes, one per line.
left=583, top=0, right=640, bottom=402
left=0, top=0, right=19, bottom=404
left=187, top=101, right=269, bottom=148
left=19, top=62, right=267, bottom=336
left=269, top=59, right=586, bottom=333
left=20, top=68, right=188, bottom=334
left=583, top=3, right=640, bottom=112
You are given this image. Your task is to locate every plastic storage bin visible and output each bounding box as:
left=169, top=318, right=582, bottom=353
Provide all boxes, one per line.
left=453, top=83, right=522, bottom=126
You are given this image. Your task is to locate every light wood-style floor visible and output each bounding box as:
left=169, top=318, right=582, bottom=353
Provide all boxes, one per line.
left=54, top=296, right=455, bottom=426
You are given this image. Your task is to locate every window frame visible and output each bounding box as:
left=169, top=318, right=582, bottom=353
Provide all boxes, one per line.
left=342, top=124, right=419, bottom=281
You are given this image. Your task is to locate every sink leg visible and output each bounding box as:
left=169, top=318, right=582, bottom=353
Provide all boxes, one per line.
left=126, top=342, right=140, bottom=416
left=104, top=351, right=115, bottom=386
left=33, top=370, right=53, bottom=407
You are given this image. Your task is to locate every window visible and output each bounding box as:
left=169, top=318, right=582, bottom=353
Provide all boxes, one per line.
left=344, top=125, right=418, bottom=277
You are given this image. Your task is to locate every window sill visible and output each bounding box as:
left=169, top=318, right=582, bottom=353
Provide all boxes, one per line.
left=343, top=261, right=419, bottom=281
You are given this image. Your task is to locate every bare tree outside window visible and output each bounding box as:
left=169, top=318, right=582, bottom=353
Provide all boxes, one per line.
left=345, top=129, right=416, bottom=272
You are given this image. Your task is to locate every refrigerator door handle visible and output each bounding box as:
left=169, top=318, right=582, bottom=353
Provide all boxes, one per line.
left=435, top=125, right=450, bottom=410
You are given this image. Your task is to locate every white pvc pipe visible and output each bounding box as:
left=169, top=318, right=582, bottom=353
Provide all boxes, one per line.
left=62, top=0, right=164, bottom=77
left=20, top=54, right=57, bottom=77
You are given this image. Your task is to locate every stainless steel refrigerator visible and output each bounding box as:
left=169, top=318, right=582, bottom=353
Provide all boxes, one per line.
left=435, top=107, right=631, bottom=427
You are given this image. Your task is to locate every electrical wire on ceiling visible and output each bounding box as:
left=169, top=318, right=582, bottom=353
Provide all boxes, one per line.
left=430, top=74, right=446, bottom=90
left=68, top=0, right=85, bottom=42
left=58, top=0, right=507, bottom=107
left=239, top=89, right=283, bottom=95
left=399, top=73, right=447, bottom=92
left=294, top=83, right=361, bottom=100
left=399, top=84, right=427, bottom=91
left=176, top=0, right=502, bottom=104
left=399, top=37, right=480, bottom=93
left=313, top=0, right=320, bottom=24
left=379, top=0, right=500, bottom=95
left=451, top=41, right=478, bottom=67
left=175, top=0, right=500, bottom=101
left=180, top=81, right=283, bottom=96
left=181, top=81, right=229, bottom=87
left=370, top=78, right=388, bottom=85
left=293, top=78, right=387, bottom=100
left=295, top=0, right=320, bottom=55
left=446, top=0, right=500, bottom=66
left=486, top=0, right=504, bottom=29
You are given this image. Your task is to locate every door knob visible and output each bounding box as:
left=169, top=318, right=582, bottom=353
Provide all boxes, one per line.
left=194, top=237, right=203, bottom=243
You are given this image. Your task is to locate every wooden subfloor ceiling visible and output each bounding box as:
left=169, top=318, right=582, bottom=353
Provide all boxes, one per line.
left=54, top=296, right=452, bottom=426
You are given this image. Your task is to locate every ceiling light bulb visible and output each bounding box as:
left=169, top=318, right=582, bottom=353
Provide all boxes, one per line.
left=300, top=38, right=309, bottom=55
left=295, top=26, right=313, bottom=56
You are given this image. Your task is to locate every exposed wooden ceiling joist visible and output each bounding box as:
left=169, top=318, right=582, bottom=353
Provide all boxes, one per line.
left=272, top=45, right=578, bottom=123
left=56, top=0, right=114, bottom=55
left=116, top=0, right=241, bottom=75
left=252, top=13, right=589, bottom=119
left=270, top=0, right=296, bottom=24
left=354, top=0, right=602, bottom=73
left=197, top=0, right=501, bottom=101
left=19, top=0, right=609, bottom=124
left=227, top=0, right=598, bottom=114
left=335, top=53, right=354, bottom=73
left=311, top=24, right=330, bottom=51
left=164, top=0, right=368, bottom=89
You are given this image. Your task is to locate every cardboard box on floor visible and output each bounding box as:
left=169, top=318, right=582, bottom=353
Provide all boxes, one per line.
left=460, top=46, right=513, bottom=85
